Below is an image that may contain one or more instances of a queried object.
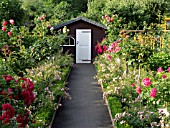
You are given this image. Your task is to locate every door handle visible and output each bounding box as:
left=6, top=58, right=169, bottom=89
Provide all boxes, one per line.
left=77, top=41, right=79, bottom=44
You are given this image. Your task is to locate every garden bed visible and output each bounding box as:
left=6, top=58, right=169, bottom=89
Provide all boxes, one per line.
left=49, top=65, right=73, bottom=127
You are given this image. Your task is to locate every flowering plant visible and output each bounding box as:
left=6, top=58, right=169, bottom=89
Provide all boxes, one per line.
left=0, top=73, right=36, bottom=127
left=0, top=15, right=68, bottom=76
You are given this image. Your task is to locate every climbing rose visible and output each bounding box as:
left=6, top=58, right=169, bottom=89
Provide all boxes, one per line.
left=142, top=78, right=151, bottom=87
left=162, top=74, right=167, bottom=79
left=2, top=27, right=7, bottom=31
left=0, top=104, right=15, bottom=124
left=2, top=21, right=8, bottom=26
left=136, top=86, right=142, bottom=94
left=3, top=74, right=14, bottom=83
left=20, top=78, right=35, bottom=106
left=167, top=67, right=170, bottom=72
left=97, top=46, right=103, bottom=54
left=9, top=19, right=14, bottom=25
left=103, top=45, right=107, bottom=51
left=157, top=67, right=163, bottom=73
left=150, top=88, right=157, bottom=98
left=16, top=113, right=29, bottom=127
left=108, top=42, right=121, bottom=53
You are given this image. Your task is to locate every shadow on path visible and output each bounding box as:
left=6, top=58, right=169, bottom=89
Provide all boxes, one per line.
left=51, top=64, right=112, bottom=128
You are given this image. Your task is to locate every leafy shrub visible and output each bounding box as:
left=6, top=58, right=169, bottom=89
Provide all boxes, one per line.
left=147, top=51, right=170, bottom=71
left=85, top=0, right=167, bottom=30
left=0, top=0, right=26, bottom=25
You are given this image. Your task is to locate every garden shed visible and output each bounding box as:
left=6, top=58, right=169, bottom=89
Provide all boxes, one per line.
left=53, top=16, right=106, bottom=63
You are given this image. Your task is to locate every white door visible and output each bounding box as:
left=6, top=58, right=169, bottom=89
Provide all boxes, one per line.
left=76, top=29, right=91, bottom=63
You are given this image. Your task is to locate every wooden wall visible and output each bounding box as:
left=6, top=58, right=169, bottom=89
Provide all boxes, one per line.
left=61, top=20, right=106, bottom=63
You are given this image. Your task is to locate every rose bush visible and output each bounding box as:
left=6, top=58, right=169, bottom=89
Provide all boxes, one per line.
left=0, top=15, right=68, bottom=76
left=0, top=14, right=73, bottom=127
left=95, top=14, right=170, bottom=127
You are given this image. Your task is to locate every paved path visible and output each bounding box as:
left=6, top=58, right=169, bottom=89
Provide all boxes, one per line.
left=51, top=64, right=112, bottom=128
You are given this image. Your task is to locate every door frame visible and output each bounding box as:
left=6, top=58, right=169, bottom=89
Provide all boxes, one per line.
left=76, top=29, right=92, bottom=63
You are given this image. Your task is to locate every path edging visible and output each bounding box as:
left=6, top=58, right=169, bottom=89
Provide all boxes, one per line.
left=49, top=65, right=73, bottom=128
left=94, top=65, right=114, bottom=128
left=100, top=82, right=115, bottom=128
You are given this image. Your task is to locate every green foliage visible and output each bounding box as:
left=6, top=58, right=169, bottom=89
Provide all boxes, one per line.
left=107, top=95, right=122, bottom=117
left=22, top=0, right=54, bottom=20
left=53, top=1, right=73, bottom=22
left=84, top=0, right=106, bottom=22
left=147, top=51, right=170, bottom=71
left=85, top=0, right=167, bottom=29
left=0, top=15, right=68, bottom=75
left=104, top=0, right=166, bottom=29
left=0, top=0, right=26, bottom=25
left=26, top=52, right=73, bottom=127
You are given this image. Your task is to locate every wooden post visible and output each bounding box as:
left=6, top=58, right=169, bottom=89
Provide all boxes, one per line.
left=137, top=64, right=141, bottom=86
left=125, top=59, right=129, bottom=75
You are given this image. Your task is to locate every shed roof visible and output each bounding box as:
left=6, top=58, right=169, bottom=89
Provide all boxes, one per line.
left=53, top=16, right=107, bottom=30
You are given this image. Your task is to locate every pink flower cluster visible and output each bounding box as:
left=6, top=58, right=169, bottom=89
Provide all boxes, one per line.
left=142, top=78, right=151, bottom=87
left=108, top=40, right=121, bottom=53
left=107, top=55, right=112, bottom=61
left=20, top=78, right=35, bottom=106
left=157, top=67, right=170, bottom=79
left=157, top=67, right=163, bottom=72
left=2, top=74, right=14, bottom=83
left=150, top=88, right=157, bottom=98
left=0, top=104, right=15, bottom=124
left=157, top=67, right=170, bottom=73
left=136, top=86, right=142, bottom=94
left=102, top=14, right=114, bottom=22
left=168, top=67, right=170, bottom=72
left=95, top=44, right=107, bottom=54
left=16, top=110, right=30, bottom=127
left=1, top=19, right=14, bottom=36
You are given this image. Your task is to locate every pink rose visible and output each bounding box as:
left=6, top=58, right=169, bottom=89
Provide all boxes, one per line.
left=2, top=21, right=8, bottom=26
left=2, top=27, right=7, bottom=31
left=9, top=19, right=14, bottom=25
left=142, top=78, right=151, bottom=87
left=97, top=47, right=103, bottom=54
left=157, top=67, right=163, bottom=73
left=107, top=55, right=112, bottom=61
left=131, top=83, right=135, bottom=87
left=103, top=45, right=107, bottom=51
left=150, top=88, right=157, bottom=98
left=162, top=74, right=167, bottom=79
left=136, top=86, right=142, bottom=94
left=7, top=31, right=12, bottom=36
left=167, top=67, right=170, bottom=72
left=117, top=39, right=121, bottom=43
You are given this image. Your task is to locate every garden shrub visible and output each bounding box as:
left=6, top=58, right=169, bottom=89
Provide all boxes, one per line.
left=94, top=10, right=170, bottom=127
left=0, top=0, right=26, bottom=25
left=85, top=0, right=167, bottom=30
left=147, top=51, right=170, bottom=71
left=107, top=95, right=122, bottom=117
left=0, top=15, right=68, bottom=76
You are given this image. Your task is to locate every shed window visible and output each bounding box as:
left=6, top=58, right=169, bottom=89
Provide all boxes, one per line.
left=62, top=36, right=75, bottom=46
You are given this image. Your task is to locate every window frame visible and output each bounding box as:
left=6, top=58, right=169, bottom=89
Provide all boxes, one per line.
left=61, top=36, right=75, bottom=46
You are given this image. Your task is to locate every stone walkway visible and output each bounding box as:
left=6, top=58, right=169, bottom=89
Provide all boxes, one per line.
left=51, top=64, right=112, bottom=128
